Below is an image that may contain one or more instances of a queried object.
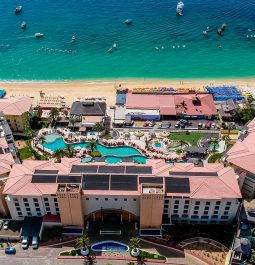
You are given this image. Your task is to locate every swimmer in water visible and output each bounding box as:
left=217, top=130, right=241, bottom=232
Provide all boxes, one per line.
left=218, top=45, right=222, bottom=48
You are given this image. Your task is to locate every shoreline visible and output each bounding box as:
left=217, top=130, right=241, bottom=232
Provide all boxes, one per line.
left=0, top=78, right=254, bottom=107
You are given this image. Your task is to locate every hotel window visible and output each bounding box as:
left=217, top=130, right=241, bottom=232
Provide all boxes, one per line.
left=191, top=215, right=199, bottom=219
left=183, top=210, right=188, bottom=214
left=182, top=214, right=188, bottom=218
left=95, top=198, right=99, bottom=201
left=185, top=200, right=189, bottom=204
left=24, top=203, right=29, bottom=207
left=86, top=198, right=89, bottom=200
left=114, top=198, right=118, bottom=201
left=54, top=198, right=57, bottom=202
left=215, top=206, right=220, bottom=210
left=55, top=203, right=58, bottom=207
left=216, top=201, right=221, bottom=205
left=184, top=205, right=189, bottom=209
left=56, top=207, right=59, bottom=212
left=193, top=210, right=198, bottom=214
left=23, top=198, right=28, bottom=202
left=37, top=212, right=41, bottom=216
left=204, top=211, right=208, bottom=215
left=225, top=206, right=230, bottom=211
left=195, top=201, right=200, bottom=205
left=15, top=202, right=19, bottom=207
left=224, top=211, right=229, bottom=215
left=201, top=215, right=209, bottom=219
left=13, top=198, right=18, bottom=202
left=43, top=198, right=49, bottom=202
left=214, top=211, right=218, bottom=214
left=173, top=210, right=178, bottom=214
left=133, top=199, right=137, bottom=201
left=16, top=207, right=21, bottom=211
left=174, top=205, right=179, bottom=209
left=27, top=212, right=32, bottom=216
left=165, top=200, right=169, bottom=204
left=221, top=216, right=229, bottom=219
left=124, top=198, right=127, bottom=201
left=226, top=202, right=231, bottom=206
left=45, top=202, right=50, bottom=206
left=212, top=215, right=218, bottom=219
left=206, top=202, right=211, bottom=206
left=105, top=198, right=108, bottom=201
left=17, top=211, right=22, bottom=217
left=46, top=211, right=51, bottom=215
left=46, top=207, right=50, bottom=211
left=204, top=206, right=209, bottom=211
left=34, top=203, right=39, bottom=207
left=174, top=200, right=179, bottom=204
left=33, top=198, right=38, bottom=202
left=164, top=205, right=168, bottom=209
left=36, top=207, right=40, bottom=211
left=26, top=207, right=30, bottom=212
left=194, top=206, right=199, bottom=210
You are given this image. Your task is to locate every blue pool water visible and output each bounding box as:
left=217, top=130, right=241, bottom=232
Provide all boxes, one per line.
left=42, top=134, right=143, bottom=157
left=106, top=155, right=147, bottom=164
left=91, top=241, right=129, bottom=252
left=154, top=142, right=162, bottom=148
left=208, top=143, right=219, bottom=151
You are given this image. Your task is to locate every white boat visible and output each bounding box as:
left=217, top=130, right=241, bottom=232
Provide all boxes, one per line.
left=71, top=35, right=76, bottom=41
left=21, top=21, right=26, bottom=29
left=124, top=19, right=132, bottom=25
left=176, top=1, right=184, bottom=15
left=112, top=43, right=117, bottom=48
left=34, top=33, right=44, bottom=38
left=15, top=6, right=22, bottom=14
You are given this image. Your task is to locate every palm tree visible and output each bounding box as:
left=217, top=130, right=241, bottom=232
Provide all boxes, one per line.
left=93, top=121, right=104, bottom=135
left=176, top=100, right=188, bottom=118
left=38, top=135, right=46, bottom=152
left=49, top=108, right=60, bottom=127
left=87, top=141, right=97, bottom=153
left=222, top=134, right=231, bottom=146
left=76, top=234, right=90, bottom=255
left=64, top=145, right=73, bottom=158
left=53, top=149, right=65, bottom=162
left=69, top=118, right=76, bottom=131
left=210, top=139, right=218, bottom=152
left=129, top=237, right=141, bottom=257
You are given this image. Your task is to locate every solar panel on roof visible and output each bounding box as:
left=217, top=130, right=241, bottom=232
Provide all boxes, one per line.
left=34, top=169, right=58, bottom=174
left=126, top=166, right=152, bottom=174
left=139, top=177, right=163, bottom=184
left=110, top=175, right=138, bottom=191
left=57, top=175, right=82, bottom=184
left=70, top=165, right=98, bottom=173
left=31, top=174, right=57, bottom=183
left=83, top=174, right=110, bottom=182
left=169, top=171, right=218, bottom=177
left=165, top=177, right=190, bottom=193
left=98, top=166, right=125, bottom=174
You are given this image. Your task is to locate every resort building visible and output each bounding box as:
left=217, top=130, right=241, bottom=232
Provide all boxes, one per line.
left=69, top=100, right=107, bottom=132
left=2, top=159, right=241, bottom=235
left=0, top=96, right=33, bottom=133
left=226, top=118, right=255, bottom=198
left=123, top=92, right=217, bottom=121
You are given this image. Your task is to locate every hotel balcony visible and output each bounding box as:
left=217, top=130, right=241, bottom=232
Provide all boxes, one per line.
left=57, top=184, right=80, bottom=193
left=141, top=184, right=164, bottom=194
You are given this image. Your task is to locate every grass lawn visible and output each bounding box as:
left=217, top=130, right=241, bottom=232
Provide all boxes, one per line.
left=19, top=146, right=33, bottom=160
left=169, top=132, right=205, bottom=146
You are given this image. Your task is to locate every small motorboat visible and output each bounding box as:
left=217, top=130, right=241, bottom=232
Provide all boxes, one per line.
left=21, top=21, right=26, bottom=29
left=176, top=1, right=184, bottom=15
left=34, top=33, right=44, bottom=38
left=71, top=35, right=76, bottom=42
left=15, top=6, right=22, bottom=14
left=112, top=43, right=117, bottom=48
left=125, top=19, right=132, bottom=25
left=203, top=30, right=208, bottom=36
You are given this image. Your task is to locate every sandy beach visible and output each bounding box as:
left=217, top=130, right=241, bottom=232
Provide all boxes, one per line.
left=0, top=78, right=254, bottom=107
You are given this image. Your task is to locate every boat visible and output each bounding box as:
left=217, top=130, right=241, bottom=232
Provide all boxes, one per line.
left=15, top=6, right=22, bottom=14
left=34, top=33, right=44, bottom=38
left=176, top=1, right=184, bottom=15
left=203, top=30, right=208, bottom=36
left=21, top=21, right=26, bottom=29
left=112, top=43, right=117, bottom=48
left=71, top=35, right=76, bottom=42
left=124, top=19, right=132, bottom=25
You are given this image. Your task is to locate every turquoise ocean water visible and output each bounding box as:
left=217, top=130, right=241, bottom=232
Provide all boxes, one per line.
left=1, top=0, right=255, bottom=80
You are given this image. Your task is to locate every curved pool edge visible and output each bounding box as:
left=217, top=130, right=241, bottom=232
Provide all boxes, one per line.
left=91, top=240, right=129, bottom=252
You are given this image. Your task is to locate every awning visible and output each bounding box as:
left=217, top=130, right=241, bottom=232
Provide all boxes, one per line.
left=139, top=228, right=162, bottom=237
left=20, top=217, right=43, bottom=238
left=79, top=126, right=87, bottom=132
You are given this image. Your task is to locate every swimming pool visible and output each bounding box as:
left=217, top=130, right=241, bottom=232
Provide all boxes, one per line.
left=208, top=143, right=219, bottom=151
left=105, top=155, right=147, bottom=164
left=154, top=142, right=162, bottom=148
left=91, top=241, right=129, bottom=252
left=42, top=134, right=143, bottom=157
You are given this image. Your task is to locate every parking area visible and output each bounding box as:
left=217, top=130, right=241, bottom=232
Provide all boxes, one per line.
left=0, top=220, right=22, bottom=241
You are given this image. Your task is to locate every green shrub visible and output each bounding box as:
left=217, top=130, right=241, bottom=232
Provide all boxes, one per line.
left=208, top=153, right=222, bottom=163
left=139, top=250, right=166, bottom=261
left=91, top=151, right=102, bottom=157
left=176, top=149, right=182, bottom=154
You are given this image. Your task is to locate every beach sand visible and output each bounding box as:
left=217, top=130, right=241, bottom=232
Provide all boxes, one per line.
left=0, top=78, right=254, bottom=107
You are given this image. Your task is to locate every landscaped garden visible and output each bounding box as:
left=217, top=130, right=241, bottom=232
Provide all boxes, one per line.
left=169, top=132, right=205, bottom=146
